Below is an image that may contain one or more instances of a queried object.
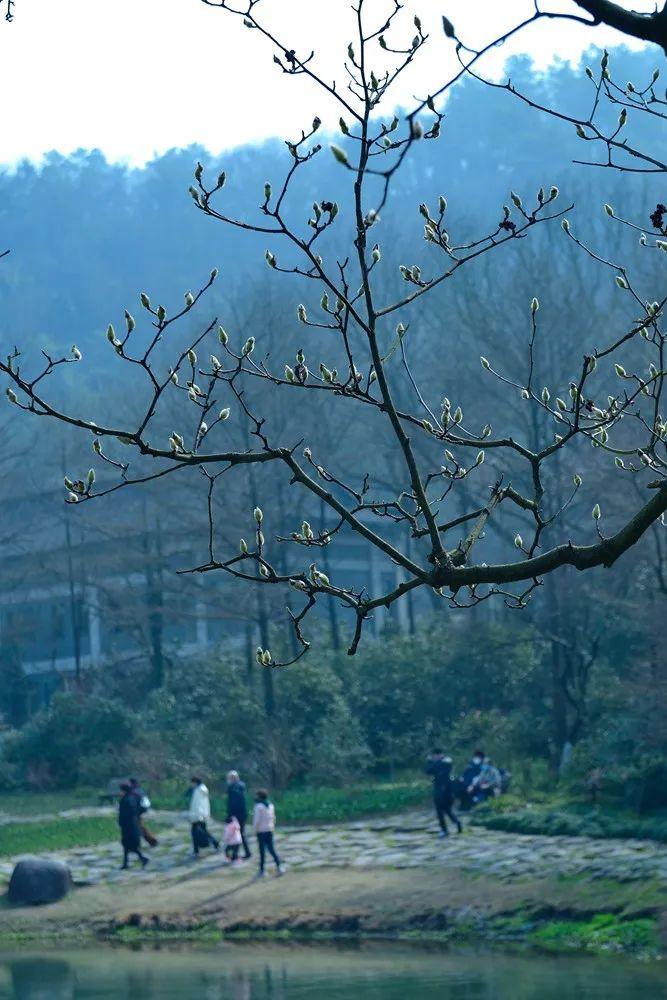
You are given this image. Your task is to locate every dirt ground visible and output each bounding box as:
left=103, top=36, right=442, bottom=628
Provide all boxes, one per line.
left=0, top=863, right=661, bottom=942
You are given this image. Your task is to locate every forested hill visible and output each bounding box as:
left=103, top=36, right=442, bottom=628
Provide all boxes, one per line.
left=0, top=48, right=660, bottom=365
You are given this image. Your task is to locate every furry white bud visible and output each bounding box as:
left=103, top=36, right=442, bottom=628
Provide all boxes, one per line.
left=573, top=474, right=582, bottom=487
left=531, top=297, right=539, bottom=313
left=514, top=534, right=523, bottom=549
left=254, top=506, right=263, bottom=524
left=592, top=503, right=601, bottom=520
left=187, top=349, right=197, bottom=365
left=184, top=291, right=195, bottom=307
left=297, top=304, right=307, bottom=323
left=71, top=344, right=82, bottom=361
left=242, top=337, right=255, bottom=357
left=480, top=356, right=490, bottom=370
left=218, top=326, right=228, bottom=345
left=219, top=407, right=230, bottom=421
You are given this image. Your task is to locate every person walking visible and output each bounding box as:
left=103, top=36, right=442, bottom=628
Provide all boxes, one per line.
left=223, top=815, right=243, bottom=863
left=226, top=770, right=251, bottom=859
left=252, top=789, right=284, bottom=878
left=118, top=782, right=149, bottom=869
left=188, top=776, right=220, bottom=857
left=426, top=749, right=462, bottom=838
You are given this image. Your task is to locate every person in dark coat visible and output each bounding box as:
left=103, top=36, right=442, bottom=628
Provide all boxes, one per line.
left=426, top=749, right=462, bottom=837
left=118, top=782, right=149, bottom=869
left=226, top=770, right=251, bottom=859
left=459, top=749, right=485, bottom=811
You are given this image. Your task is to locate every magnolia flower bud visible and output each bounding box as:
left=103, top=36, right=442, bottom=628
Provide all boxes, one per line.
left=256, top=647, right=264, bottom=664
left=140, top=292, right=151, bottom=309
left=587, top=356, right=597, bottom=373
left=339, top=117, right=349, bottom=135
left=531, top=297, right=539, bottom=313
left=480, top=356, right=490, bottom=370
left=444, top=449, right=455, bottom=463
left=254, top=506, right=263, bottom=524
left=297, top=304, right=307, bottom=323
left=194, top=161, right=203, bottom=182
left=285, top=365, right=295, bottom=383
left=556, top=398, right=567, bottom=411
left=312, top=116, right=321, bottom=131
left=265, top=250, right=276, bottom=268
left=217, top=170, right=226, bottom=188
left=521, top=389, right=530, bottom=400
left=453, top=406, right=463, bottom=424
left=541, top=387, right=550, bottom=404
left=93, top=439, right=102, bottom=455
left=604, top=203, right=614, bottom=217
left=550, top=186, right=558, bottom=200
left=219, top=407, right=230, bottom=421
left=369, top=369, right=377, bottom=384
left=372, top=244, right=381, bottom=263
left=331, top=145, right=348, bottom=165
left=618, top=108, right=627, bottom=128
left=396, top=322, right=406, bottom=337
left=575, top=124, right=587, bottom=139
left=184, top=291, right=195, bottom=307
left=261, top=649, right=272, bottom=664
left=188, top=348, right=197, bottom=365
left=592, top=503, right=601, bottom=520
left=615, top=456, right=625, bottom=468
left=106, top=324, right=116, bottom=344
left=562, top=219, right=570, bottom=233
left=71, top=344, right=82, bottom=361
left=240, top=538, right=248, bottom=553
left=482, top=424, right=491, bottom=438
left=615, top=363, right=627, bottom=377
left=242, top=337, right=255, bottom=356
left=210, top=267, right=218, bottom=281
left=514, top=534, right=523, bottom=549
left=422, top=419, right=433, bottom=433
left=264, top=182, right=272, bottom=201
left=67, top=492, right=79, bottom=504
left=510, top=191, right=522, bottom=209
left=209, top=355, right=220, bottom=371
left=411, top=119, right=424, bottom=139
left=170, top=371, right=179, bottom=385
left=475, top=451, right=484, bottom=466
left=218, top=326, right=228, bottom=345
left=615, top=276, right=628, bottom=289
left=87, top=468, right=95, bottom=486
left=573, top=474, right=582, bottom=487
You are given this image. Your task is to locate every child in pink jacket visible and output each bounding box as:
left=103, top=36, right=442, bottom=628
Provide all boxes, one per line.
left=252, top=789, right=284, bottom=877
left=223, top=815, right=242, bottom=862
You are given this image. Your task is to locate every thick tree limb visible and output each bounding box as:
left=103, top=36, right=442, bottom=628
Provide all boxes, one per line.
left=573, top=0, right=667, bottom=53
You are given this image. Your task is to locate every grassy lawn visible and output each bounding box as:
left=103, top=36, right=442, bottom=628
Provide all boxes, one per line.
left=272, top=783, right=428, bottom=825
left=147, top=779, right=429, bottom=825
left=0, top=787, right=100, bottom=818
left=0, top=815, right=121, bottom=857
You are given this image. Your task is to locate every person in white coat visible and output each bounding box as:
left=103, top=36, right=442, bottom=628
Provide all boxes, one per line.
left=188, top=776, right=220, bottom=856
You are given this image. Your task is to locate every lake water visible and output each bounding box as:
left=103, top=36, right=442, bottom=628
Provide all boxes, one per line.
left=0, top=942, right=664, bottom=999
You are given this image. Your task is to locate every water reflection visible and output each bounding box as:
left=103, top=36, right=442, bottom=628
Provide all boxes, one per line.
left=0, top=942, right=665, bottom=999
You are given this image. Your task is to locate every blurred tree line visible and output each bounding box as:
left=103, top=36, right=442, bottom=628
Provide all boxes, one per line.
left=0, top=48, right=664, bottom=805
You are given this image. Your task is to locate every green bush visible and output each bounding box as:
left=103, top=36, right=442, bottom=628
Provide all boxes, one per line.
left=4, top=692, right=139, bottom=789
left=471, top=805, right=667, bottom=842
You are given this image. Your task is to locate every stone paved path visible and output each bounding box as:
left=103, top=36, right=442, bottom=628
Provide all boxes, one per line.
left=1, top=809, right=667, bottom=889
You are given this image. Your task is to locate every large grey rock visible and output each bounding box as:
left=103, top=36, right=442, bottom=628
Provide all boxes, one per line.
left=8, top=856, right=72, bottom=905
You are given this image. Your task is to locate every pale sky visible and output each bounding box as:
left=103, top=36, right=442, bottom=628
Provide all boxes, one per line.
left=0, top=0, right=652, bottom=167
